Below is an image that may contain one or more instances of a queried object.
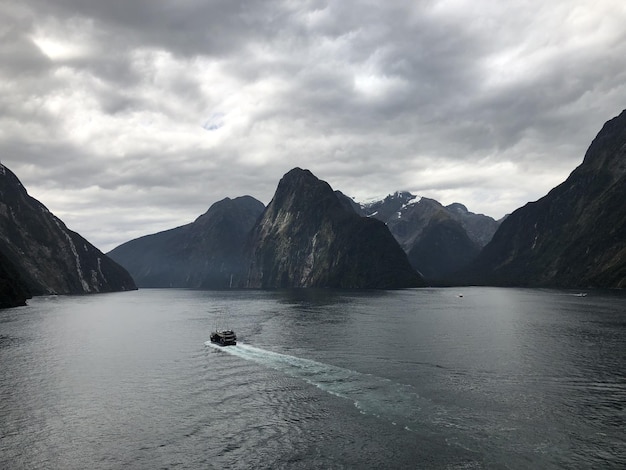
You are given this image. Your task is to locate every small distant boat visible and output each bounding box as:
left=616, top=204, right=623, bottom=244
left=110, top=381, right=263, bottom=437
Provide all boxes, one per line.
left=574, top=293, right=588, bottom=297
left=210, top=329, right=237, bottom=346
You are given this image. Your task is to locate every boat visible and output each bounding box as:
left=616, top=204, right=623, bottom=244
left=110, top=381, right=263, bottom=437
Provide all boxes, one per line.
left=210, top=329, right=237, bottom=346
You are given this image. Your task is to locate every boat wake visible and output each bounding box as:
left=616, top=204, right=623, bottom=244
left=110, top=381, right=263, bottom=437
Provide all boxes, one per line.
left=205, top=341, right=434, bottom=431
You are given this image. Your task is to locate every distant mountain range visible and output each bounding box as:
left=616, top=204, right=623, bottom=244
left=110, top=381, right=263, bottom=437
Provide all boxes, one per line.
left=352, top=192, right=500, bottom=281
left=109, top=173, right=500, bottom=289
left=2, top=110, right=624, bottom=307
left=0, top=164, right=136, bottom=307
left=110, top=109, right=624, bottom=290
left=110, top=169, right=425, bottom=289
left=242, top=168, right=423, bottom=288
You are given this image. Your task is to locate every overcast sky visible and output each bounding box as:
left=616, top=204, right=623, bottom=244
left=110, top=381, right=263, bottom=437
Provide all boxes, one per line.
left=1, top=0, right=625, bottom=252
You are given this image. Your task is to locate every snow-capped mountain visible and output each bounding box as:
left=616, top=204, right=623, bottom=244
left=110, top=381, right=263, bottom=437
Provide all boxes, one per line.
left=341, top=191, right=500, bottom=281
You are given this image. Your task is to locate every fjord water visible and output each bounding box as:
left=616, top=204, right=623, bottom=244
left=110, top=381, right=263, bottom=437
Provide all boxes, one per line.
left=1, top=288, right=624, bottom=469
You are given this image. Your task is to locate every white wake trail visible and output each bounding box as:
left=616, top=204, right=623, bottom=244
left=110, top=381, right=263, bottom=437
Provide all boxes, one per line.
left=205, top=341, right=434, bottom=431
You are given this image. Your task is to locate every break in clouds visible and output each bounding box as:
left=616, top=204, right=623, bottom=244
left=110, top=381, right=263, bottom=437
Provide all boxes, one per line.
left=1, top=0, right=625, bottom=251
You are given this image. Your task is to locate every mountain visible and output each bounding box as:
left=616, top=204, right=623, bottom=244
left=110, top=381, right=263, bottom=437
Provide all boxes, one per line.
left=0, top=164, right=136, bottom=296
left=445, top=203, right=501, bottom=247
left=406, top=215, right=481, bottom=281
left=108, top=196, right=265, bottom=288
left=361, top=192, right=499, bottom=250
left=359, top=192, right=499, bottom=281
left=462, top=109, right=626, bottom=288
left=243, top=168, right=424, bottom=288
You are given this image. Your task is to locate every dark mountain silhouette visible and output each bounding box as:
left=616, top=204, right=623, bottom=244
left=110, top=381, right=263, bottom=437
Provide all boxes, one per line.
left=0, top=249, right=30, bottom=308
left=243, top=168, right=425, bottom=288
left=407, top=215, right=481, bottom=281
left=461, top=109, right=626, bottom=288
left=0, top=164, right=136, bottom=297
left=108, top=196, right=265, bottom=288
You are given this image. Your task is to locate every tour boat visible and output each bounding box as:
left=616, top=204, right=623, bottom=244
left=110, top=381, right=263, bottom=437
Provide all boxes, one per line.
left=210, top=329, right=237, bottom=346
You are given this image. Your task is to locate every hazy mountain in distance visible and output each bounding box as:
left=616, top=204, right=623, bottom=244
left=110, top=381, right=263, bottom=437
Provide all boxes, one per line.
left=108, top=196, right=265, bottom=288
left=354, top=191, right=499, bottom=282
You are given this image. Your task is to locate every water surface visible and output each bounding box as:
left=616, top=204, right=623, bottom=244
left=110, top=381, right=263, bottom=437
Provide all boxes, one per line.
left=1, top=288, right=624, bottom=468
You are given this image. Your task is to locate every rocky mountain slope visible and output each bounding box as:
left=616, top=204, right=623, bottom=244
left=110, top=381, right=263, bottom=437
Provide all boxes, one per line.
left=461, top=109, right=626, bottom=288
left=356, top=192, right=499, bottom=281
left=0, top=250, right=30, bottom=308
left=0, top=164, right=136, bottom=297
left=108, top=196, right=265, bottom=288
left=243, top=168, right=424, bottom=288
left=446, top=203, right=502, bottom=247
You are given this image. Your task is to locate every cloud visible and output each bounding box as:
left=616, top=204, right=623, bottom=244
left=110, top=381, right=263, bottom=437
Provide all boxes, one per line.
left=1, top=0, right=625, bottom=251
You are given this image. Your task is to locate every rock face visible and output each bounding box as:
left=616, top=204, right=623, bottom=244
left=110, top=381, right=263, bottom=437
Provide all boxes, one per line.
left=463, top=109, right=626, bottom=288
left=108, top=196, right=265, bottom=288
left=359, top=192, right=499, bottom=281
left=0, top=250, right=30, bottom=308
left=445, top=203, right=502, bottom=248
left=243, top=168, right=424, bottom=288
left=0, top=164, right=136, bottom=296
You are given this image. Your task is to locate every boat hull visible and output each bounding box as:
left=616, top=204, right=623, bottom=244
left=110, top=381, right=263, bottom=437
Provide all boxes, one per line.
left=210, top=330, right=237, bottom=346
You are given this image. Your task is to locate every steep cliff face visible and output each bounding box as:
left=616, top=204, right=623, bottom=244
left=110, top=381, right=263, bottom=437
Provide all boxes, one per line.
left=0, top=164, right=136, bottom=296
left=464, top=109, right=626, bottom=288
left=108, top=196, right=265, bottom=288
left=0, top=250, right=30, bottom=308
left=243, top=168, right=424, bottom=288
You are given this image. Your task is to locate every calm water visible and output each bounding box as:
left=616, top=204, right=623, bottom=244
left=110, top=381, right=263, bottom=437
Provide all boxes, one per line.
left=1, top=288, right=624, bottom=469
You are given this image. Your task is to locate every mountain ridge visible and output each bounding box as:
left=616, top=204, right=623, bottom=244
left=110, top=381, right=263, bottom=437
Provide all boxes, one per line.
left=0, top=163, right=136, bottom=298
left=108, top=196, right=265, bottom=288
left=354, top=191, right=499, bottom=281
left=460, top=109, right=626, bottom=288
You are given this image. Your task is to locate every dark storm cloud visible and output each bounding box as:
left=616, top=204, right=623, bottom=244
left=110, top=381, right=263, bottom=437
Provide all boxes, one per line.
left=1, top=0, right=625, bottom=250
left=26, top=0, right=290, bottom=58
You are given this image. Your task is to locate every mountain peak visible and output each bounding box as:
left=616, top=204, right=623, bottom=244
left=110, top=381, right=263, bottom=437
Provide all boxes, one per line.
left=245, top=168, right=424, bottom=288
left=386, top=191, right=416, bottom=203
left=109, top=196, right=265, bottom=288
left=263, top=167, right=346, bottom=227
left=274, top=168, right=332, bottom=201
left=447, top=203, right=469, bottom=214
left=580, top=108, right=626, bottom=180
left=282, top=166, right=315, bottom=180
